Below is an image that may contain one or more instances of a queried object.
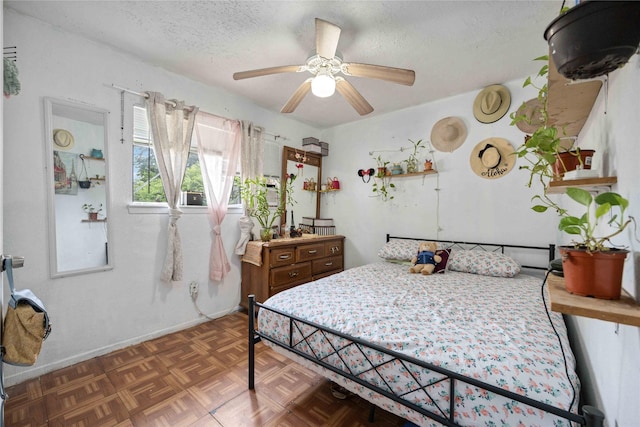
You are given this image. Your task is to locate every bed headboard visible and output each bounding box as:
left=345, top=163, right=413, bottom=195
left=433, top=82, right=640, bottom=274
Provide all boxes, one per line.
left=386, top=234, right=556, bottom=271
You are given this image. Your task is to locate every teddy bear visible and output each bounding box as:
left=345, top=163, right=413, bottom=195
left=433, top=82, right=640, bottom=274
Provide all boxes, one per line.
left=409, top=241, right=442, bottom=275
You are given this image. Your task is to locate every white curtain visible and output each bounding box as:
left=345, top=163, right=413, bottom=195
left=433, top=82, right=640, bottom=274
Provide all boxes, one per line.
left=195, top=112, right=241, bottom=281
left=234, top=121, right=265, bottom=255
left=145, top=92, right=198, bottom=282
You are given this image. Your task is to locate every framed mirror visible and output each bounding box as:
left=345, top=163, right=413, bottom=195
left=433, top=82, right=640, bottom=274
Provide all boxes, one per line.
left=280, top=146, right=322, bottom=228
left=44, top=97, right=112, bottom=278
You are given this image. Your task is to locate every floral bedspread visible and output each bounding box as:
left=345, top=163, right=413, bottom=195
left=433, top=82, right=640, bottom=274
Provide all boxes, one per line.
left=258, top=262, right=580, bottom=427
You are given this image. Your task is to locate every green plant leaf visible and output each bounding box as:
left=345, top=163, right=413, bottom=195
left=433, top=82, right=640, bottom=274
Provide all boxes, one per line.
left=595, top=192, right=627, bottom=208
left=566, top=187, right=592, bottom=206
left=559, top=216, right=583, bottom=227
left=532, top=205, right=548, bottom=213
left=561, top=225, right=583, bottom=235
left=595, top=202, right=611, bottom=220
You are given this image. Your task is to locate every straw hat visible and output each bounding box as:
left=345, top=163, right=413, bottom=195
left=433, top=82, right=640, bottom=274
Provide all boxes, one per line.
left=53, top=129, right=74, bottom=151
left=473, top=84, right=511, bottom=123
left=430, top=117, right=467, bottom=152
left=515, top=98, right=545, bottom=134
left=469, top=137, right=515, bottom=179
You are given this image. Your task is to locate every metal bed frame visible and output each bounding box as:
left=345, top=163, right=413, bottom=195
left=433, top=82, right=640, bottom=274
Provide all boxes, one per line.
left=248, top=236, right=605, bottom=427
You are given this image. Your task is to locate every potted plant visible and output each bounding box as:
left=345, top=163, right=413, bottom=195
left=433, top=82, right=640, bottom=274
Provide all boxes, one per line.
left=82, top=203, right=102, bottom=221
left=510, top=55, right=593, bottom=213
left=240, top=176, right=295, bottom=241
left=544, top=1, right=640, bottom=80
left=403, top=139, right=425, bottom=174
left=557, top=188, right=632, bottom=300
left=371, top=155, right=395, bottom=201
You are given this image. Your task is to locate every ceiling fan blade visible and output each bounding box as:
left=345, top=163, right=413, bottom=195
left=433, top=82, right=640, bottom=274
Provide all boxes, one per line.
left=281, top=78, right=313, bottom=113
left=335, top=77, right=374, bottom=116
left=233, top=65, right=304, bottom=80
left=342, top=62, right=415, bottom=86
left=316, top=18, right=341, bottom=59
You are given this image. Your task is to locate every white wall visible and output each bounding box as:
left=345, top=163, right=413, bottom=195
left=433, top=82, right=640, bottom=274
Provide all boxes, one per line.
left=319, top=54, right=640, bottom=426
left=4, top=6, right=640, bottom=426
left=319, top=80, right=557, bottom=268
left=2, top=9, right=319, bottom=385
left=561, top=55, right=640, bottom=427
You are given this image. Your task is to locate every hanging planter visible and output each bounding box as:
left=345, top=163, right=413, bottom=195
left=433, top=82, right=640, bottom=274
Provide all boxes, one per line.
left=544, top=1, right=640, bottom=80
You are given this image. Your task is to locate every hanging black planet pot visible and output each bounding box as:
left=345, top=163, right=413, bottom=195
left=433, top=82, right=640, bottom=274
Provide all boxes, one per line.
left=544, top=1, right=640, bottom=80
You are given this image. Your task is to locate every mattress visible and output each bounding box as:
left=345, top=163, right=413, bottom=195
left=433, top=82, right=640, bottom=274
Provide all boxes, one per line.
left=257, top=261, right=579, bottom=427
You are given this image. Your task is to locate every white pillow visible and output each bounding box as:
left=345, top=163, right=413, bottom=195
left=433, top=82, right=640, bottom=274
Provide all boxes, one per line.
left=447, top=250, right=521, bottom=277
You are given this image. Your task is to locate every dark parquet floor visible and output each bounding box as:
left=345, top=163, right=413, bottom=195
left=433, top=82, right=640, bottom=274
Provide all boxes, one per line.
left=4, top=311, right=406, bottom=426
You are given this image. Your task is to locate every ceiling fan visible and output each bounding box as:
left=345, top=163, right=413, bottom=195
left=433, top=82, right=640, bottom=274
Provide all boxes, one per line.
left=232, top=18, right=416, bottom=116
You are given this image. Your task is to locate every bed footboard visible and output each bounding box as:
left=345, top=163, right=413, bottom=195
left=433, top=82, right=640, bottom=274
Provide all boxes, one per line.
left=248, top=294, right=604, bottom=427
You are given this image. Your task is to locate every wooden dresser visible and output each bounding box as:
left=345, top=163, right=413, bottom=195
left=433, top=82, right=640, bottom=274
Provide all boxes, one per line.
left=240, top=235, right=345, bottom=309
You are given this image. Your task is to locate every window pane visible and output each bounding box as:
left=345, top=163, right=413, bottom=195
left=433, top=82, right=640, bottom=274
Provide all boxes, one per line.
left=132, top=143, right=166, bottom=202
left=131, top=105, right=241, bottom=206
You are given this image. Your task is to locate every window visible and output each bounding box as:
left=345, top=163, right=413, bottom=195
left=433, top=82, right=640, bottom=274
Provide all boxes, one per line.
left=132, top=106, right=241, bottom=206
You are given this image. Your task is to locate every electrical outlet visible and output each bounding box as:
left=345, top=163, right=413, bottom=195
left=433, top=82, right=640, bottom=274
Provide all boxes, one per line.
left=189, top=281, right=199, bottom=298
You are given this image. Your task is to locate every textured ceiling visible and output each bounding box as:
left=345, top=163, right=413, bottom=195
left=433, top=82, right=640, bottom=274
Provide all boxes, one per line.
left=5, top=1, right=561, bottom=129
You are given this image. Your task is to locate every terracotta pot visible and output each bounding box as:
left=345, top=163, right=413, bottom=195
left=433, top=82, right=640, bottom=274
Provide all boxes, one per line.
left=552, top=150, right=594, bottom=180
left=88, top=212, right=98, bottom=221
left=560, top=246, right=628, bottom=300
left=544, top=1, right=640, bottom=80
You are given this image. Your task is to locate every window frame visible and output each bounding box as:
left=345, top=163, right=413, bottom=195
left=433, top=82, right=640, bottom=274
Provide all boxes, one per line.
left=129, top=104, right=243, bottom=214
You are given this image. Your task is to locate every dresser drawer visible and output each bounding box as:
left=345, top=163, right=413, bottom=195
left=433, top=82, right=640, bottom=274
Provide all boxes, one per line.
left=296, top=243, right=326, bottom=262
left=325, top=239, right=343, bottom=257
left=270, top=262, right=312, bottom=288
left=312, top=255, right=343, bottom=275
left=270, top=247, right=296, bottom=267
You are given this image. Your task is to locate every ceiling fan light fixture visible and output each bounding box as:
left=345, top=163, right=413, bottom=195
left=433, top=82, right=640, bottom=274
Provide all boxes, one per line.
left=311, top=70, right=336, bottom=98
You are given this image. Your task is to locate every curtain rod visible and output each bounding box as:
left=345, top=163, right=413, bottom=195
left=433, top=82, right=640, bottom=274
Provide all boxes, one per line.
left=111, top=84, right=195, bottom=111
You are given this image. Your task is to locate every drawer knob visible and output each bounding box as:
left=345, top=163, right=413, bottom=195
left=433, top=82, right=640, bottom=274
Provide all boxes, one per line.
left=307, top=249, right=317, bottom=254
left=288, top=271, right=299, bottom=278
left=331, top=246, right=340, bottom=254
left=325, top=262, right=333, bottom=266
left=278, top=254, right=291, bottom=260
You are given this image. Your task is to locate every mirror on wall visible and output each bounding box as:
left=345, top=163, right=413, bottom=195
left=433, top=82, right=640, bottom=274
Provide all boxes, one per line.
left=44, top=97, right=112, bottom=278
left=280, top=146, right=322, bottom=228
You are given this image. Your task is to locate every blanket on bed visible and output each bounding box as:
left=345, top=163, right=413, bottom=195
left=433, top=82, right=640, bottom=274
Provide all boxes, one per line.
left=258, top=261, right=579, bottom=427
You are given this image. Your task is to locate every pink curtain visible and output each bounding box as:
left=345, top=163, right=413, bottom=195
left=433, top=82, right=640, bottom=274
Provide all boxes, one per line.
left=195, top=112, right=241, bottom=281
left=145, top=92, right=198, bottom=282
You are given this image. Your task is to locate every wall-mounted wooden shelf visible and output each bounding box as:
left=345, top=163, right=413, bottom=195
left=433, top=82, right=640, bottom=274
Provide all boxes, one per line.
left=547, top=53, right=603, bottom=138
left=81, top=219, right=107, bottom=223
left=546, top=176, right=617, bottom=194
left=384, top=170, right=438, bottom=179
left=547, top=274, right=640, bottom=327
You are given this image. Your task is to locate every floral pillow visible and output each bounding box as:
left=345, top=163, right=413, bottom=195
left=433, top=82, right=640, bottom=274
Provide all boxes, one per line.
left=377, top=239, right=424, bottom=261
left=447, top=250, right=521, bottom=277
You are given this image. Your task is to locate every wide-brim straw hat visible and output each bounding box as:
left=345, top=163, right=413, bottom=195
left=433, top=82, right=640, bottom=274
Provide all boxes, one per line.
left=469, top=137, right=516, bottom=179
left=53, top=129, right=75, bottom=151
left=515, top=98, right=545, bottom=134
left=473, top=84, right=511, bottom=123
left=430, top=117, right=468, bottom=152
